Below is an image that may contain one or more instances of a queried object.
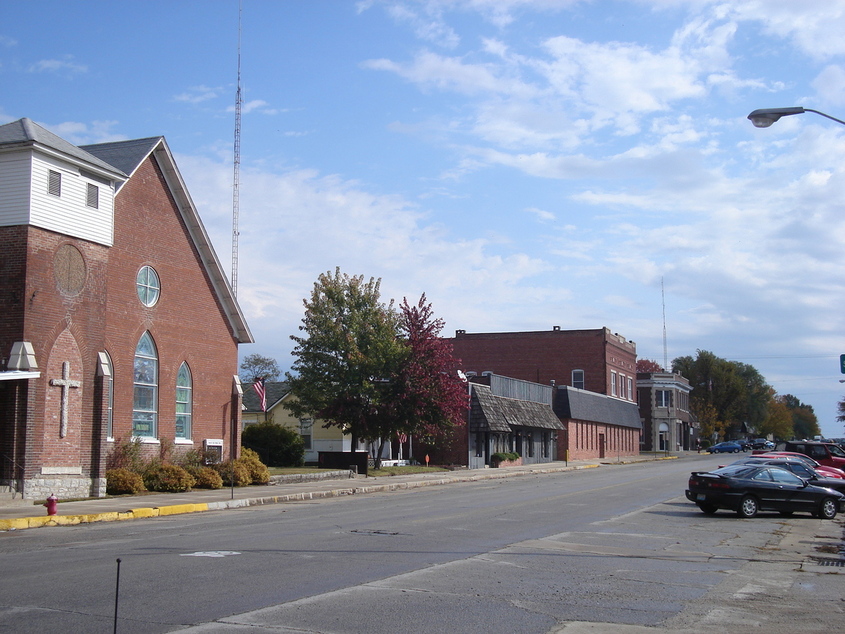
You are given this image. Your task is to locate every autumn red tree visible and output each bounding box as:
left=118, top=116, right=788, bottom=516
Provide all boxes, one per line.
left=636, top=359, right=663, bottom=373
left=389, top=294, right=469, bottom=445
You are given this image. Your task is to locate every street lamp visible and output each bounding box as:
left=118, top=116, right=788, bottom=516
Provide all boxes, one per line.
left=747, top=107, right=845, bottom=128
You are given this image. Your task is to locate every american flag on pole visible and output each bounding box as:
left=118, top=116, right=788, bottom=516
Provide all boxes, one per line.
left=252, top=377, right=267, bottom=412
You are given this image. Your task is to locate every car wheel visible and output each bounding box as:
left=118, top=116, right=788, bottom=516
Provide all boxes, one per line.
left=737, top=495, right=758, bottom=518
left=733, top=448, right=740, bottom=453
left=697, top=503, right=718, bottom=515
left=818, top=498, right=838, bottom=520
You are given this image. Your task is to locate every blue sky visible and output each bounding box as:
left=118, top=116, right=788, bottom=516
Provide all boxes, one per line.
left=3, top=0, right=845, bottom=437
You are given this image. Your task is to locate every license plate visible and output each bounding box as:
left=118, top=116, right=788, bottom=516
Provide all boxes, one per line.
left=696, top=494, right=706, bottom=501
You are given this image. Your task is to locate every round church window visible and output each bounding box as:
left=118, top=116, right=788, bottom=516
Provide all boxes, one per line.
left=136, top=265, right=160, bottom=307
left=53, top=244, right=86, bottom=295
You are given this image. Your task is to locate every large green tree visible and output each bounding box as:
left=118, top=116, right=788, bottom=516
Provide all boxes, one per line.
left=782, top=394, right=820, bottom=439
left=284, top=270, right=466, bottom=467
left=673, top=350, right=771, bottom=439
left=283, top=269, right=406, bottom=458
left=759, top=394, right=794, bottom=440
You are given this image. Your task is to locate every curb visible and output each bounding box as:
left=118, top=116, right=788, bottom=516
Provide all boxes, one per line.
left=0, top=460, right=631, bottom=532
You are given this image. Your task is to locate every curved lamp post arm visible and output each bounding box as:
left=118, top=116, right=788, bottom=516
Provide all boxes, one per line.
left=748, top=107, right=845, bottom=128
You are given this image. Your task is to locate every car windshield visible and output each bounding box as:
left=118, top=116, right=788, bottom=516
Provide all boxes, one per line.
left=828, top=444, right=845, bottom=458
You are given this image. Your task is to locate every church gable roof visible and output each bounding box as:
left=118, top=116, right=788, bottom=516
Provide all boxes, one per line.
left=81, top=137, right=161, bottom=182
left=93, top=136, right=252, bottom=344
left=0, top=118, right=126, bottom=178
left=1, top=117, right=252, bottom=344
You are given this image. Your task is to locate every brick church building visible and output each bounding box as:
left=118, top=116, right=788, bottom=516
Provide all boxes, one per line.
left=0, top=118, right=252, bottom=499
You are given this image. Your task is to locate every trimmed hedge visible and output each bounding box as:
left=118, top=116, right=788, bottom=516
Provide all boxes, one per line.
left=143, top=463, right=196, bottom=493
left=106, top=468, right=147, bottom=495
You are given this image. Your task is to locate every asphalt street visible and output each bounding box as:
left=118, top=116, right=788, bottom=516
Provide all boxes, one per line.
left=0, top=453, right=842, bottom=633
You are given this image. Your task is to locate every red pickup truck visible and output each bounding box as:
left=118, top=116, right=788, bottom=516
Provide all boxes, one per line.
left=769, top=441, right=845, bottom=470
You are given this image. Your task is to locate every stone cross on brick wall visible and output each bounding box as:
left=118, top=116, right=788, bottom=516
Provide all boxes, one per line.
left=51, top=361, right=81, bottom=438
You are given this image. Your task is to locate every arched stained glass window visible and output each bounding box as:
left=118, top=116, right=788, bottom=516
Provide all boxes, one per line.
left=175, top=362, right=192, bottom=440
left=133, top=332, right=158, bottom=437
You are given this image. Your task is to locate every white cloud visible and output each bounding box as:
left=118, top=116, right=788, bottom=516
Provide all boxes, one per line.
left=28, top=57, right=87, bottom=74
left=524, top=206, right=555, bottom=222
left=730, top=0, right=845, bottom=61
left=177, top=155, right=556, bottom=359
left=225, top=99, right=280, bottom=115
left=812, top=65, right=845, bottom=107
left=385, top=3, right=460, bottom=48
left=42, top=119, right=125, bottom=145
left=174, top=85, right=220, bottom=104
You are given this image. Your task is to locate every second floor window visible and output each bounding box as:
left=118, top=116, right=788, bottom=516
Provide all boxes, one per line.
left=572, top=369, right=585, bottom=390
left=86, top=183, right=99, bottom=208
left=656, top=390, right=673, bottom=407
left=49, top=169, right=61, bottom=196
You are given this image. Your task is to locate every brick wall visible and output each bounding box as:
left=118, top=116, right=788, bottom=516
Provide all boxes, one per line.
left=449, top=327, right=637, bottom=397
left=558, top=419, right=640, bottom=461
left=19, top=227, right=110, bottom=482
left=104, top=154, right=239, bottom=457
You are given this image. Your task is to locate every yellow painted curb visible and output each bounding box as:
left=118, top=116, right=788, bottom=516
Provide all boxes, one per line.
left=128, top=507, right=159, bottom=518
left=157, top=503, right=209, bottom=516
left=0, top=502, right=213, bottom=531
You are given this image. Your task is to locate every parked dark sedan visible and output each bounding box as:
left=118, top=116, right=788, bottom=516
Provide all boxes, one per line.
left=707, top=441, right=744, bottom=454
left=726, top=457, right=845, bottom=495
left=685, top=464, right=844, bottom=518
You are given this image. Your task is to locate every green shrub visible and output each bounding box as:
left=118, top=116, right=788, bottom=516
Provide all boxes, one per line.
left=214, top=460, right=252, bottom=486
left=107, top=438, right=146, bottom=473
left=491, top=452, right=520, bottom=463
left=239, top=448, right=271, bottom=485
left=189, top=466, right=224, bottom=489
left=143, top=463, right=196, bottom=492
left=242, top=421, right=306, bottom=467
left=106, top=468, right=147, bottom=495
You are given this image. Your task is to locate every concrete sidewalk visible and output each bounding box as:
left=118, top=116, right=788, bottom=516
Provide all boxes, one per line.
left=0, top=454, right=677, bottom=531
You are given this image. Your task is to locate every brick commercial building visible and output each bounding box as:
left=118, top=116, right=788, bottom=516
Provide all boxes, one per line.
left=449, top=327, right=638, bottom=402
left=0, top=118, right=252, bottom=499
left=637, top=370, right=695, bottom=452
left=447, top=327, right=640, bottom=460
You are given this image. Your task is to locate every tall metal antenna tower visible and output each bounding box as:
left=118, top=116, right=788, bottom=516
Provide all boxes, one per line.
left=661, top=277, right=668, bottom=370
left=231, top=1, right=242, bottom=297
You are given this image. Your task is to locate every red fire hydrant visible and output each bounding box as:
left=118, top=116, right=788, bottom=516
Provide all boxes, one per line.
left=45, top=494, right=58, bottom=516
